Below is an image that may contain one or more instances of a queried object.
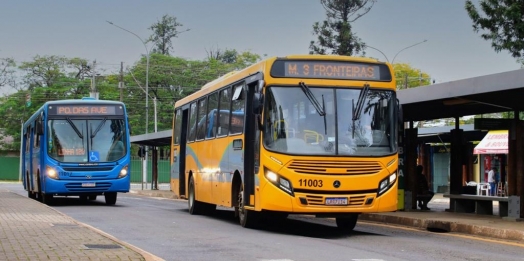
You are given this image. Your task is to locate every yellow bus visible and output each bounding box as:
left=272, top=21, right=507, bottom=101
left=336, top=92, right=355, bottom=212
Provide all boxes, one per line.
left=170, top=55, right=400, bottom=231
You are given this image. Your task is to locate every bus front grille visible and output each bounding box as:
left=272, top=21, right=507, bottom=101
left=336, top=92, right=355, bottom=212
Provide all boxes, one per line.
left=288, top=160, right=382, bottom=175
left=304, top=195, right=366, bottom=206
left=62, top=167, right=114, bottom=172
left=65, top=182, right=112, bottom=191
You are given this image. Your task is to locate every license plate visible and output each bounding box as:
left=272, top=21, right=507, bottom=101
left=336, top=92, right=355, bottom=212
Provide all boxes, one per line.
left=325, top=197, right=348, bottom=205
left=82, top=182, right=96, bottom=187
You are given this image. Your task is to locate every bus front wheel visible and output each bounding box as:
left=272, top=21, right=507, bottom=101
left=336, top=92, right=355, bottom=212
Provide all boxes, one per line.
left=105, top=192, right=117, bottom=205
left=335, top=214, right=359, bottom=232
left=237, top=183, right=259, bottom=228
left=42, top=193, right=53, bottom=205
left=26, top=174, right=36, bottom=200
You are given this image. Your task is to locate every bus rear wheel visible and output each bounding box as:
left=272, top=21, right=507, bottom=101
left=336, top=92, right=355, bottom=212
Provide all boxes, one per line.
left=237, top=183, right=259, bottom=228
left=188, top=176, right=215, bottom=215
left=335, top=214, right=359, bottom=232
left=104, top=192, right=117, bottom=205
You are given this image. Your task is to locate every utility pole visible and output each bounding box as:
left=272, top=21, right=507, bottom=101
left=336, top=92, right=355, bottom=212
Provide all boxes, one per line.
left=90, top=60, right=99, bottom=99
left=404, top=73, right=408, bottom=89
left=119, top=62, right=124, bottom=102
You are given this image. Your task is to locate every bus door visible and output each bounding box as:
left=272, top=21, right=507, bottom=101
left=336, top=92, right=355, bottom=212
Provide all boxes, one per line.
left=242, top=74, right=264, bottom=208
left=176, top=108, right=189, bottom=198
left=22, top=126, right=32, bottom=191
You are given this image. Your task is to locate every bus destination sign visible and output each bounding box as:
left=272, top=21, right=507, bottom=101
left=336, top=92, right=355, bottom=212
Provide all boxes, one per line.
left=270, top=60, right=391, bottom=81
left=49, top=105, right=121, bottom=115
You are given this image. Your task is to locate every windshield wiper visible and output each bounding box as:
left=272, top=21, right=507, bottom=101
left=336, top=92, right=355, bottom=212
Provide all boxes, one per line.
left=299, top=82, right=325, bottom=116
left=91, top=118, right=107, bottom=138
left=352, top=83, right=370, bottom=138
left=66, top=117, right=84, bottom=139
left=299, top=82, right=327, bottom=135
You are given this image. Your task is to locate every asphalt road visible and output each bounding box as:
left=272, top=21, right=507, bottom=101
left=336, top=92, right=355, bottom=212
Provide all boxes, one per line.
left=3, top=182, right=524, bottom=261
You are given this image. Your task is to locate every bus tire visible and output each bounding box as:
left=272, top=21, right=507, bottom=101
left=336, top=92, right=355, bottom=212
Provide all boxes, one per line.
left=238, top=183, right=259, bottom=228
left=335, top=214, right=359, bottom=232
left=42, top=193, right=54, bottom=205
left=188, top=176, right=208, bottom=215
left=105, top=192, right=117, bottom=205
left=26, top=173, right=36, bottom=200
left=36, top=176, right=43, bottom=203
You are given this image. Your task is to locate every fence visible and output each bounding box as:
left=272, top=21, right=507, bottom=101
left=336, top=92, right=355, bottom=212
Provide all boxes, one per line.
left=0, top=156, right=171, bottom=183
left=0, top=157, right=20, bottom=180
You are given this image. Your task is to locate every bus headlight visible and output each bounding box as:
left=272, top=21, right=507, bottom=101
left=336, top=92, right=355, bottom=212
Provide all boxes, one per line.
left=46, top=166, right=58, bottom=180
left=118, top=165, right=129, bottom=178
left=265, top=169, right=294, bottom=196
left=377, top=171, right=397, bottom=196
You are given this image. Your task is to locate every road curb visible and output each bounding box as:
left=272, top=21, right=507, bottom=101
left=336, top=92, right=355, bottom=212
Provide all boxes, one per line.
left=76, top=221, right=165, bottom=261
left=359, top=213, right=524, bottom=241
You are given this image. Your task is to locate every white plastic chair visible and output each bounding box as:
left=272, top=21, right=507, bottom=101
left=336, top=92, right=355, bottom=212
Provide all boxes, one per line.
left=477, top=183, right=490, bottom=196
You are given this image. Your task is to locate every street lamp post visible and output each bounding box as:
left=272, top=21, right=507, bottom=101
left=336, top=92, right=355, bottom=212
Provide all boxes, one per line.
left=391, top=40, right=427, bottom=64
left=107, top=21, right=150, bottom=190
left=365, top=39, right=428, bottom=64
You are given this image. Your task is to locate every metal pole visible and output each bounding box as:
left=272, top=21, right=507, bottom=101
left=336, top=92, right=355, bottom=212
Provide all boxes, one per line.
left=154, top=97, right=157, bottom=133
left=107, top=21, right=150, bottom=190
left=364, top=45, right=389, bottom=63
left=392, top=40, right=427, bottom=64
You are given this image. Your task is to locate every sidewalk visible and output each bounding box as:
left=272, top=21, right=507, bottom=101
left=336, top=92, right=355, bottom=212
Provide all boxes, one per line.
left=3, top=187, right=522, bottom=261
left=0, top=189, right=162, bottom=261
left=131, top=187, right=524, bottom=242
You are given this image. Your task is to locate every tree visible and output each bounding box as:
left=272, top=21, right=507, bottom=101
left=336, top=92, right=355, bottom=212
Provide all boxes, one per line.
left=309, top=0, right=376, bottom=56
left=0, top=55, right=112, bottom=149
left=147, top=14, right=189, bottom=55
left=0, top=58, right=16, bottom=91
left=393, top=63, right=431, bottom=89
left=205, top=47, right=238, bottom=64
left=465, top=0, right=524, bottom=64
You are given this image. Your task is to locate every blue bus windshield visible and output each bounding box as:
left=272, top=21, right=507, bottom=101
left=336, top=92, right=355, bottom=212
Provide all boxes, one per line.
left=47, top=118, right=127, bottom=162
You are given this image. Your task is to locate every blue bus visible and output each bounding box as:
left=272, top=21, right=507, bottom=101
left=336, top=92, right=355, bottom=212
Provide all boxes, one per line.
left=21, top=98, right=131, bottom=205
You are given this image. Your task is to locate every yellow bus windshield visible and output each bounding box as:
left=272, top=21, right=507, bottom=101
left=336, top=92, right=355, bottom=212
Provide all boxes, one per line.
left=263, top=86, right=395, bottom=156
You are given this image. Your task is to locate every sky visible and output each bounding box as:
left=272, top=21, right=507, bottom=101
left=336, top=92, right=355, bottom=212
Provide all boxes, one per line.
left=0, top=0, right=521, bottom=87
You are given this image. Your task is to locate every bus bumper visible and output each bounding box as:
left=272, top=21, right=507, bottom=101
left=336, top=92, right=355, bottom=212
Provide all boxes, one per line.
left=43, top=176, right=130, bottom=195
left=259, top=181, right=398, bottom=214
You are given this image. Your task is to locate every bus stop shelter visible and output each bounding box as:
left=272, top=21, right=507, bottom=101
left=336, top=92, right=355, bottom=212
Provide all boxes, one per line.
left=398, top=68, right=524, bottom=218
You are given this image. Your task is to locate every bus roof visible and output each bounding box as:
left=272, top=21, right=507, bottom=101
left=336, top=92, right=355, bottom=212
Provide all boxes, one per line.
left=23, top=99, right=126, bottom=128
left=174, top=54, right=388, bottom=108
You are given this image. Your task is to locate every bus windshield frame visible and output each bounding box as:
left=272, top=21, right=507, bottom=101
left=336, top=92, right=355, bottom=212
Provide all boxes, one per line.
left=262, top=85, right=397, bottom=157
left=46, top=117, right=128, bottom=163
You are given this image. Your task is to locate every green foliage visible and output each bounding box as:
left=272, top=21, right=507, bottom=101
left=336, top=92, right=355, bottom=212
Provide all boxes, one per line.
left=309, top=0, right=376, bottom=56
left=0, top=58, right=16, bottom=89
left=147, top=14, right=189, bottom=55
left=0, top=48, right=262, bottom=150
left=393, top=63, right=431, bottom=89
left=465, top=0, right=524, bottom=64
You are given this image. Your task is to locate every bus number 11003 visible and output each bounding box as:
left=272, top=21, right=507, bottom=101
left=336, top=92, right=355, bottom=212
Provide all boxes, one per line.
left=298, top=179, right=323, bottom=188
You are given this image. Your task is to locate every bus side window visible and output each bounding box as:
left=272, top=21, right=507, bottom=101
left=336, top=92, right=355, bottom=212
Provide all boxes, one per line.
left=217, top=87, right=231, bottom=137
left=195, top=97, right=207, bottom=140
left=188, top=102, right=197, bottom=142
left=206, top=92, right=219, bottom=139
left=230, top=84, right=245, bottom=135
left=173, top=109, right=182, bottom=145
left=25, top=127, right=30, bottom=152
